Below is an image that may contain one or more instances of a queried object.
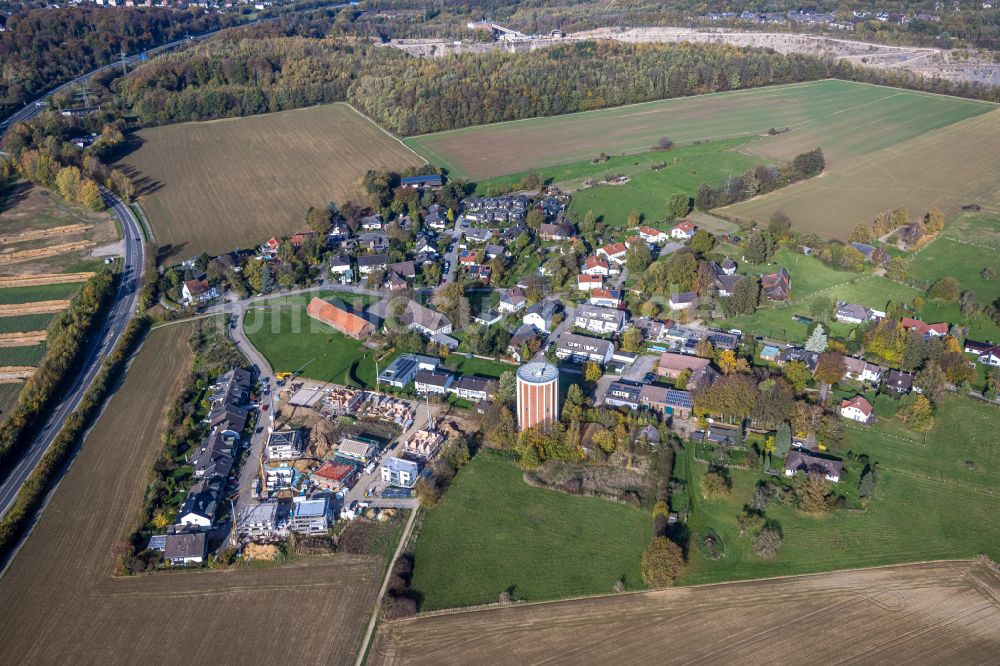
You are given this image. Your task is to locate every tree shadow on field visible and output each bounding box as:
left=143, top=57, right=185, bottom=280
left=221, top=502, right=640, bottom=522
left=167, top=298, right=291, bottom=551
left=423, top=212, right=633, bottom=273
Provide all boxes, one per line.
left=156, top=243, right=187, bottom=263
left=0, top=180, right=32, bottom=213
left=112, top=136, right=163, bottom=197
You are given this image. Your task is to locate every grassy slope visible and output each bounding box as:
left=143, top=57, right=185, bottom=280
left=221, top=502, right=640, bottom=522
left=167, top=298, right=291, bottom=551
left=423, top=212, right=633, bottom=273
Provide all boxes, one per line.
left=679, top=396, right=1000, bottom=585
left=411, top=450, right=650, bottom=610
left=442, top=354, right=516, bottom=379
left=243, top=291, right=380, bottom=387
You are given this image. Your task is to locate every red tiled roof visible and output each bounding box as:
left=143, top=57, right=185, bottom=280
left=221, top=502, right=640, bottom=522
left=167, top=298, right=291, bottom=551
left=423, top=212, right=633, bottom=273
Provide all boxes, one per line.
left=585, top=255, right=609, bottom=269
left=306, top=298, right=374, bottom=339
left=600, top=242, right=627, bottom=256
left=313, top=461, right=355, bottom=482
left=900, top=317, right=948, bottom=336
left=578, top=274, right=603, bottom=284
left=673, top=221, right=696, bottom=233
left=841, top=396, right=873, bottom=416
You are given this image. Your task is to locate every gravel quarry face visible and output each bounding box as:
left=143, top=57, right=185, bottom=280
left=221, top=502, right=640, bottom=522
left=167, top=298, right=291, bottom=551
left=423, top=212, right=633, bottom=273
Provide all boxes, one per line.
left=392, top=26, right=1000, bottom=87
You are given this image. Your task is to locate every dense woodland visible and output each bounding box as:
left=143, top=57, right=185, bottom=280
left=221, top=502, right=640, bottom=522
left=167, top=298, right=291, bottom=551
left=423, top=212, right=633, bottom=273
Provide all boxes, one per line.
left=117, top=37, right=836, bottom=133
left=0, top=5, right=240, bottom=117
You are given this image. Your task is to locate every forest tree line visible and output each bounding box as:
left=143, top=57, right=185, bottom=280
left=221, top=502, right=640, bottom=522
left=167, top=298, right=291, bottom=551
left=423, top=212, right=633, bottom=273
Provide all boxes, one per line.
left=117, top=37, right=838, bottom=133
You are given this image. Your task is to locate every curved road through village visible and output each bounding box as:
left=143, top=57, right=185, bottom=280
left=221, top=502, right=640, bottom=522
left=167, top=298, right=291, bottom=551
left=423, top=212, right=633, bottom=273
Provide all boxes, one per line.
left=0, top=190, right=145, bottom=518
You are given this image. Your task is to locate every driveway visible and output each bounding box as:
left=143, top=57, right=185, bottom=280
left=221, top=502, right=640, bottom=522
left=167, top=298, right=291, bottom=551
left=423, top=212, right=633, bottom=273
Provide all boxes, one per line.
left=594, top=352, right=657, bottom=405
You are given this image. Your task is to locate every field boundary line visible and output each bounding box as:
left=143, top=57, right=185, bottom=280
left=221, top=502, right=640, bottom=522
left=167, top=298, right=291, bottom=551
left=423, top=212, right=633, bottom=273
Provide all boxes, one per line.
left=399, top=558, right=984, bottom=622
left=343, top=102, right=429, bottom=166
left=129, top=202, right=155, bottom=244
left=354, top=507, right=419, bottom=666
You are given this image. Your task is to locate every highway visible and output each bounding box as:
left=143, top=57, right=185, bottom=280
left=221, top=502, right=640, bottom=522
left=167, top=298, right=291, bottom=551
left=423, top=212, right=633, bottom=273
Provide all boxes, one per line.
left=0, top=3, right=356, bottom=132
left=0, top=189, right=145, bottom=518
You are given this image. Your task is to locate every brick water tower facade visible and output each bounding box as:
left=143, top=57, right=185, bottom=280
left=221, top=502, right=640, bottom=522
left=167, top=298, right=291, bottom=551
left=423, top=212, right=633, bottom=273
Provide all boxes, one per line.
left=516, top=361, right=559, bottom=431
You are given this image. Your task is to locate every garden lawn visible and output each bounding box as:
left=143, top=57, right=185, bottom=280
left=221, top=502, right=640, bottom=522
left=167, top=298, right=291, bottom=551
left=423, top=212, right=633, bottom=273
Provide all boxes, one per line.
left=243, top=291, right=380, bottom=388
left=411, top=450, right=651, bottom=610
left=677, top=396, right=1000, bottom=585
left=442, top=354, right=516, bottom=379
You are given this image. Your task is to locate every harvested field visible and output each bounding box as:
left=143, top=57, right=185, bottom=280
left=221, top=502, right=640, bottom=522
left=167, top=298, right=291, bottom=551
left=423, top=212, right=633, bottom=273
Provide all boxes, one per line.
left=0, top=223, right=92, bottom=245
left=370, top=560, right=1000, bottom=665
left=0, top=331, right=46, bottom=347
left=0, top=240, right=94, bottom=264
left=0, top=300, right=69, bottom=316
left=404, top=80, right=992, bottom=181
left=0, top=272, right=94, bottom=287
left=123, top=103, right=426, bottom=261
left=723, top=109, right=1000, bottom=239
left=0, top=322, right=387, bottom=664
left=0, top=366, right=36, bottom=381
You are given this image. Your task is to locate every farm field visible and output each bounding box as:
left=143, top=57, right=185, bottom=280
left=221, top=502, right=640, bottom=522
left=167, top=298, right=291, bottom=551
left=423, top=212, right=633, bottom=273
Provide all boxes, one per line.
left=0, top=282, right=79, bottom=305
left=370, top=559, right=1000, bottom=665
left=0, top=182, right=117, bottom=276
left=243, top=291, right=381, bottom=388
left=410, top=450, right=650, bottom=611
left=724, top=109, right=1000, bottom=239
left=0, top=322, right=387, bottom=664
left=405, top=80, right=992, bottom=181
left=122, top=103, right=426, bottom=261
left=676, top=396, right=1000, bottom=586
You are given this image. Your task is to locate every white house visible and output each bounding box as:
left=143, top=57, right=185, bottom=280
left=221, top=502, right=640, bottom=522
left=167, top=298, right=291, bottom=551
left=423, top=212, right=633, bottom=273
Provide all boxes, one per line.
left=582, top=255, right=613, bottom=276
left=669, top=291, right=698, bottom=310
left=589, top=288, right=622, bottom=309
left=498, top=287, right=526, bottom=313
left=783, top=450, right=843, bottom=483
left=382, top=457, right=420, bottom=488
left=523, top=300, right=557, bottom=333
left=577, top=274, right=604, bottom=291
left=554, top=331, right=614, bottom=365
left=597, top=242, right=628, bottom=266
left=840, top=396, right=874, bottom=423
left=574, top=304, right=628, bottom=335
left=182, top=279, right=218, bottom=305
left=639, top=226, right=668, bottom=244
left=163, top=533, right=207, bottom=566
left=843, top=357, right=883, bottom=384
left=671, top=220, right=696, bottom=240
left=265, top=429, right=304, bottom=461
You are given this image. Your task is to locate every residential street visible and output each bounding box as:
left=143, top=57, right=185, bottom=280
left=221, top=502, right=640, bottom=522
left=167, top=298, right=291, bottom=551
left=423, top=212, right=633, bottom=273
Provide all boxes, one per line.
left=229, top=305, right=276, bottom=518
